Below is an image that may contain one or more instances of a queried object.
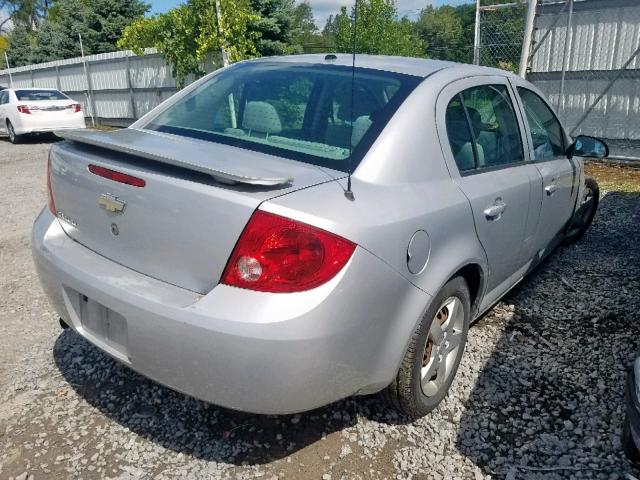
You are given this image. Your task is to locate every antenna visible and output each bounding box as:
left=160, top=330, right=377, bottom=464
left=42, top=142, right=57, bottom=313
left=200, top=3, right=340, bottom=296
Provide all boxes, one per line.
left=344, top=0, right=358, bottom=202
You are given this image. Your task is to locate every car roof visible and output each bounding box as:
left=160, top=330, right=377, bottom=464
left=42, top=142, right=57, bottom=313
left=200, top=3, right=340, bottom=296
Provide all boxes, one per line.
left=249, top=54, right=517, bottom=79
left=12, top=87, right=60, bottom=91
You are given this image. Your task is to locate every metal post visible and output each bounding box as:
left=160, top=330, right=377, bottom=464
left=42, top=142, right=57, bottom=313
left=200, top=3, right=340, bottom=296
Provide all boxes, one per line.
left=558, top=0, right=574, bottom=116
left=55, top=65, right=62, bottom=91
left=3, top=51, right=13, bottom=88
left=78, top=33, right=96, bottom=127
left=473, top=0, right=481, bottom=65
left=519, top=0, right=538, bottom=78
left=214, top=0, right=229, bottom=67
left=125, top=54, right=138, bottom=121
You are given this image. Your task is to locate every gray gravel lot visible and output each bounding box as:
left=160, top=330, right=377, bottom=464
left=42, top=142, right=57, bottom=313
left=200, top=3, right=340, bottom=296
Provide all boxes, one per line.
left=1, top=138, right=639, bottom=480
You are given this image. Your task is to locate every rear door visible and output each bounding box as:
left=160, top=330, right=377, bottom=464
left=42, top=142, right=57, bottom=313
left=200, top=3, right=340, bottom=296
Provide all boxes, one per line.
left=438, top=76, right=541, bottom=298
left=512, top=83, right=578, bottom=254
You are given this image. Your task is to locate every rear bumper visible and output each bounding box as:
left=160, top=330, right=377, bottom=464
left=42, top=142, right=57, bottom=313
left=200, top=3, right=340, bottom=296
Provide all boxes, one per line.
left=13, top=114, right=86, bottom=134
left=32, top=209, right=431, bottom=414
left=627, top=358, right=640, bottom=447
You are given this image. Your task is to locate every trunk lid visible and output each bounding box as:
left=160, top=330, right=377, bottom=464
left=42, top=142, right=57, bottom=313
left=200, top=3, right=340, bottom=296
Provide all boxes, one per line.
left=49, top=129, right=342, bottom=294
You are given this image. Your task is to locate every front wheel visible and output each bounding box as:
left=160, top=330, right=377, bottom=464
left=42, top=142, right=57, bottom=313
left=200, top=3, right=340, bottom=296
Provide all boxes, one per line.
left=562, top=176, right=599, bottom=246
left=384, top=276, right=470, bottom=418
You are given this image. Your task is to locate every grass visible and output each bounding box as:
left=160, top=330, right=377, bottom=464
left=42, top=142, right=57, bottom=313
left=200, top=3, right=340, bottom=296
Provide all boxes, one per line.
left=585, top=161, right=640, bottom=193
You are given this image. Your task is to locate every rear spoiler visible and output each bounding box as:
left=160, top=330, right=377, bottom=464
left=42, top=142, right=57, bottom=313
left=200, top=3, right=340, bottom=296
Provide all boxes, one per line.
left=55, top=128, right=293, bottom=187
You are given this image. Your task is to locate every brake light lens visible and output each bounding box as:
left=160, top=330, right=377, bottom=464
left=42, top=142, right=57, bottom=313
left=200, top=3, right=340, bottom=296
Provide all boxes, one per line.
left=222, top=211, right=356, bottom=293
left=68, top=103, right=82, bottom=113
left=47, top=153, right=56, bottom=215
left=88, top=164, right=146, bottom=187
left=18, top=105, right=38, bottom=114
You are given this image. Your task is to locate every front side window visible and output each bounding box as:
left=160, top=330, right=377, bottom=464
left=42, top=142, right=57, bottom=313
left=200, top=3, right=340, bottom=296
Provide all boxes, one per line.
left=144, top=62, right=421, bottom=171
left=517, top=87, right=565, bottom=160
left=15, top=89, right=69, bottom=101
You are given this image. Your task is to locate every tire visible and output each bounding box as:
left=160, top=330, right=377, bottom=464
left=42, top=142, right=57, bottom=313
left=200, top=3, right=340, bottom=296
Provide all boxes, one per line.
left=623, top=415, right=640, bottom=465
left=384, top=276, right=470, bottom=418
left=7, top=121, right=20, bottom=144
left=562, top=177, right=599, bottom=246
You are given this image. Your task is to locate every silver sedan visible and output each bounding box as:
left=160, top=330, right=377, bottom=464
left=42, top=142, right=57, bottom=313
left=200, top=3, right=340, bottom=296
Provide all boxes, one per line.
left=32, top=54, right=606, bottom=417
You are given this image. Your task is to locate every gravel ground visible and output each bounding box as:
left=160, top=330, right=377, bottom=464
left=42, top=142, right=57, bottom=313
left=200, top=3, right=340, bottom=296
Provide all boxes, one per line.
left=1, top=138, right=639, bottom=480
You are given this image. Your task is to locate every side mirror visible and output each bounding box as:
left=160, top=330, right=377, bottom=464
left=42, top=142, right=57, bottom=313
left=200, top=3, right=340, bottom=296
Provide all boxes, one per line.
left=567, top=135, right=609, bottom=159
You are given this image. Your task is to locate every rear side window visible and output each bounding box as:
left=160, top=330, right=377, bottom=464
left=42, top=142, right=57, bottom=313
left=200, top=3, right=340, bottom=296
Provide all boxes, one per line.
left=445, top=84, right=524, bottom=173
left=445, top=95, right=477, bottom=172
left=144, top=62, right=421, bottom=172
left=0, top=91, right=7, bottom=104
left=15, top=89, right=68, bottom=101
left=517, top=87, right=565, bottom=160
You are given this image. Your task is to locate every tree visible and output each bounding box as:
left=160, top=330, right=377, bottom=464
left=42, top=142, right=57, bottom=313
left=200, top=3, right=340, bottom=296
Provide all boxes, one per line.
left=417, top=6, right=465, bottom=62
left=332, top=0, right=424, bottom=58
left=291, top=1, right=324, bottom=53
left=88, top=0, right=149, bottom=54
left=248, top=0, right=296, bottom=56
left=5, top=23, right=35, bottom=66
left=118, top=0, right=258, bottom=86
left=30, top=0, right=97, bottom=63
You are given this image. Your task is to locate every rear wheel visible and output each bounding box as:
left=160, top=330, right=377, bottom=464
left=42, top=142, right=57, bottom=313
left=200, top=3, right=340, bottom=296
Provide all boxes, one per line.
left=7, top=121, right=20, bottom=144
left=384, top=276, right=470, bottom=418
left=563, top=177, right=599, bottom=245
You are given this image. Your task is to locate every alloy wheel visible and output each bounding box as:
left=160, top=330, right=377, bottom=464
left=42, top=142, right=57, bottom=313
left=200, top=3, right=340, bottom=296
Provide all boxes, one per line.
left=421, top=296, right=465, bottom=397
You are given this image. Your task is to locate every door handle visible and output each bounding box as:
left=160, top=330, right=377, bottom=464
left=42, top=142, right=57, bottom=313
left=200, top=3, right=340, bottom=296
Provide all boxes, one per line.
left=484, top=199, right=507, bottom=220
left=545, top=184, right=558, bottom=195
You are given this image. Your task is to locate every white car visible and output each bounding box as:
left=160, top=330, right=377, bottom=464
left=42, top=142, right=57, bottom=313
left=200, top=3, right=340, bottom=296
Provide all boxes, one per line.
left=0, top=88, right=86, bottom=143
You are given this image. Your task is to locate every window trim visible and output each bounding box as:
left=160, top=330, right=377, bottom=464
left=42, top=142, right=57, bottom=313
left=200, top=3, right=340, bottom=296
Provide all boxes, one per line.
left=515, top=86, right=568, bottom=163
left=444, top=81, right=527, bottom=176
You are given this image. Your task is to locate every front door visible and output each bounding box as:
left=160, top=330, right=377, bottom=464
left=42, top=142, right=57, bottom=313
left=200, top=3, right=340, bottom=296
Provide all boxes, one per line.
left=515, top=86, right=578, bottom=254
left=439, top=79, right=539, bottom=297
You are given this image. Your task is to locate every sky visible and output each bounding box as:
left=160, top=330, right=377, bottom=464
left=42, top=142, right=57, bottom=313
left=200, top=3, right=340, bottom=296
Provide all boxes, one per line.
left=149, top=0, right=472, bottom=27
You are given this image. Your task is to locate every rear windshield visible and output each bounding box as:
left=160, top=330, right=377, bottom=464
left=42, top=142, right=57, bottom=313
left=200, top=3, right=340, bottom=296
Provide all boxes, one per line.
left=15, top=89, right=68, bottom=101
left=144, top=62, right=422, bottom=172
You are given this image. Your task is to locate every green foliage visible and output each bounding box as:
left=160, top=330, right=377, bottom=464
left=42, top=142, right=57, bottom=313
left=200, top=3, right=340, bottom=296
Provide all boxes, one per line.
left=118, top=0, right=258, bottom=87
left=332, top=0, right=424, bottom=58
left=5, top=23, right=36, bottom=66
left=418, top=5, right=466, bottom=62
left=31, top=0, right=96, bottom=63
left=3, top=0, right=147, bottom=65
left=248, top=0, right=296, bottom=56
left=291, top=1, right=324, bottom=53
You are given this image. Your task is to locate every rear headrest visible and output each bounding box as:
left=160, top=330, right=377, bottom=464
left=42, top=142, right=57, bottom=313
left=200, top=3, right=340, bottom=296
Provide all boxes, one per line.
left=242, top=101, right=282, bottom=134
left=351, top=116, right=372, bottom=147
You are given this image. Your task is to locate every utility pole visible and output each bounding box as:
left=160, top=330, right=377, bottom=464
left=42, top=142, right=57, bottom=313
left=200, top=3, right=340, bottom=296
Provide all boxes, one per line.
left=519, top=0, right=539, bottom=78
left=78, top=33, right=96, bottom=127
left=3, top=51, right=13, bottom=88
left=214, top=0, right=229, bottom=67
left=473, top=0, right=481, bottom=65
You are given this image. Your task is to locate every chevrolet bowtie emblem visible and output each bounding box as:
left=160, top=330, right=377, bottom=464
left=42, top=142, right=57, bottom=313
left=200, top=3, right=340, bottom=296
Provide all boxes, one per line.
left=98, top=193, right=126, bottom=214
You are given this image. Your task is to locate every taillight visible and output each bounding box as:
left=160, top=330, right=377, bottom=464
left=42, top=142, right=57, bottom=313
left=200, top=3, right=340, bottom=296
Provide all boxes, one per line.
left=88, top=164, right=146, bottom=187
left=68, top=103, right=82, bottom=113
left=221, top=211, right=356, bottom=293
left=18, top=105, right=37, bottom=114
left=47, top=153, right=56, bottom=215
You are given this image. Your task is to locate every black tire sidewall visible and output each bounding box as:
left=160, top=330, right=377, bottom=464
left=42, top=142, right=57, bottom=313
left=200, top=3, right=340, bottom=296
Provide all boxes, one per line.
left=7, top=121, right=17, bottom=144
left=563, top=177, right=599, bottom=245
left=409, top=276, right=471, bottom=414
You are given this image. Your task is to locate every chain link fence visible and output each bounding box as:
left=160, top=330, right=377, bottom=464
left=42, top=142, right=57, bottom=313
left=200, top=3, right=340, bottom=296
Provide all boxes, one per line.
left=475, top=1, right=527, bottom=73
left=474, top=0, right=640, bottom=162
